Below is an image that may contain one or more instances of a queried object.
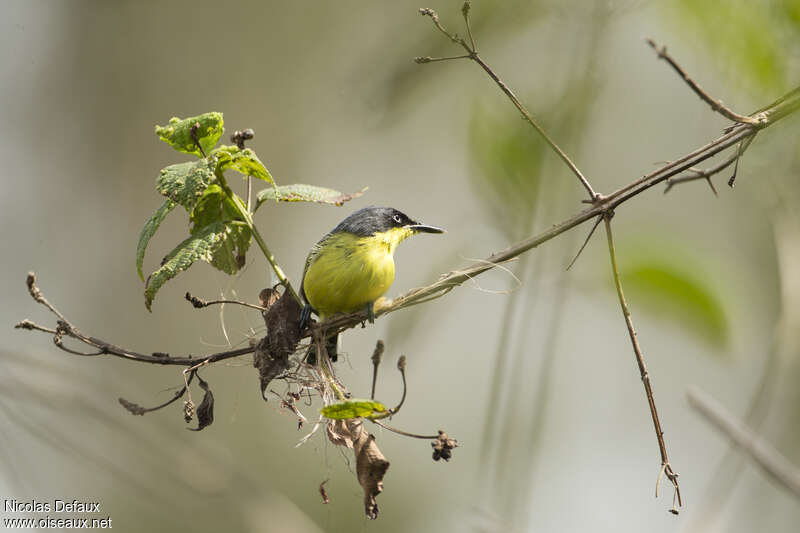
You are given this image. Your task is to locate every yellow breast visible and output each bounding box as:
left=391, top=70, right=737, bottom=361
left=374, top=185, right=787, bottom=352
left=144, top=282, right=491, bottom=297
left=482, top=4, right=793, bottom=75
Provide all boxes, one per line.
left=302, top=227, right=412, bottom=319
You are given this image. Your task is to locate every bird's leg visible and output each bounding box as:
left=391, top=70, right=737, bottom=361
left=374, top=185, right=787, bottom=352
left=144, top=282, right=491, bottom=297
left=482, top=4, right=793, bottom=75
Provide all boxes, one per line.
left=366, top=302, right=375, bottom=324
left=299, top=304, right=313, bottom=331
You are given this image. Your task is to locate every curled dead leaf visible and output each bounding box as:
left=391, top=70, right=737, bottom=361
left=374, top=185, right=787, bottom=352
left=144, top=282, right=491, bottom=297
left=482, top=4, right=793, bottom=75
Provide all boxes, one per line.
left=253, top=288, right=301, bottom=398
left=326, top=418, right=390, bottom=519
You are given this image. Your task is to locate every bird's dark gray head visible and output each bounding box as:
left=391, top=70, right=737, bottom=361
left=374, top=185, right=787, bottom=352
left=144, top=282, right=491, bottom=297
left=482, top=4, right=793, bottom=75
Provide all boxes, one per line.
left=331, top=206, right=444, bottom=236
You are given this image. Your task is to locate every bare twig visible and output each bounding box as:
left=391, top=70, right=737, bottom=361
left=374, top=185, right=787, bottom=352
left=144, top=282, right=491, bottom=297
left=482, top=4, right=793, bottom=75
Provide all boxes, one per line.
left=687, top=387, right=800, bottom=499
left=371, top=419, right=439, bottom=440
left=185, top=291, right=267, bottom=312
left=370, top=340, right=384, bottom=400
left=418, top=5, right=599, bottom=201
left=603, top=213, right=681, bottom=513
left=646, top=39, right=761, bottom=126
left=390, top=356, right=407, bottom=415
left=664, top=135, right=755, bottom=194
left=19, top=273, right=255, bottom=367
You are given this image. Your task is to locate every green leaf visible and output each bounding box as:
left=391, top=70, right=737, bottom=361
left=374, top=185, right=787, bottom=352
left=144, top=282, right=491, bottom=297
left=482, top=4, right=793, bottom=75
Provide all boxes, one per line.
left=136, top=199, right=176, bottom=281
left=622, top=262, right=729, bottom=348
left=190, top=184, right=235, bottom=229
left=189, top=185, right=251, bottom=272
left=212, top=145, right=275, bottom=185
left=155, top=112, right=224, bottom=157
left=144, top=221, right=246, bottom=310
left=156, top=160, right=214, bottom=211
left=254, top=184, right=367, bottom=210
left=321, top=399, right=388, bottom=420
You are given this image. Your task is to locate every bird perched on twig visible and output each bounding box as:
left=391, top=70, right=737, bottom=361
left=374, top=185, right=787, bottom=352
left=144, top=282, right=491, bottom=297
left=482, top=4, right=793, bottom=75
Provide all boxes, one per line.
left=300, top=206, right=444, bottom=363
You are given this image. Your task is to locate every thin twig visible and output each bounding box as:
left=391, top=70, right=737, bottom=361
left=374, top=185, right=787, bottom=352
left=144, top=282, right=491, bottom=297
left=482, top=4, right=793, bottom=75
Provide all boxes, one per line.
left=418, top=6, right=599, bottom=201
left=664, top=135, right=755, bottom=194
left=20, top=273, right=255, bottom=366
left=185, top=291, right=267, bottom=312
left=390, top=356, right=407, bottom=414
left=603, top=213, right=681, bottom=513
left=646, top=39, right=761, bottom=125
left=370, top=340, right=384, bottom=400
left=687, top=387, right=800, bottom=499
left=371, top=419, right=439, bottom=440
left=414, top=55, right=471, bottom=63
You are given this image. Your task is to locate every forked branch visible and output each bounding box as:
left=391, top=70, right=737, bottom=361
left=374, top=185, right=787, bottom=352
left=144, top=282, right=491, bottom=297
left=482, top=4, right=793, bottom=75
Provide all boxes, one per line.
left=417, top=4, right=598, bottom=201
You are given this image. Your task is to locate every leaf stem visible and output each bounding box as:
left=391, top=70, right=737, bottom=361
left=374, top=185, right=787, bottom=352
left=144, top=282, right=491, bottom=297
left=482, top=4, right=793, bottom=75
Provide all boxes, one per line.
left=214, top=167, right=300, bottom=304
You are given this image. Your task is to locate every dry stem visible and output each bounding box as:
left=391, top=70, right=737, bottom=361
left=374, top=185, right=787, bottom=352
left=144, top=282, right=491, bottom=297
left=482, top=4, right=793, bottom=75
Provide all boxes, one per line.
left=604, top=214, right=681, bottom=512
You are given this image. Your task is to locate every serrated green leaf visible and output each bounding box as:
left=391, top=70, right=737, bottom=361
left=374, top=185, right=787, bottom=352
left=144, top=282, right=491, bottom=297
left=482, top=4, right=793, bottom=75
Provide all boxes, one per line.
left=320, top=399, right=388, bottom=420
left=136, top=199, right=176, bottom=281
left=212, top=145, right=275, bottom=185
left=622, top=262, right=728, bottom=348
left=209, top=223, right=250, bottom=274
left=190, top=184, right=234, bottom=229
left=189, top=185, right=251, bottom=272
left=155, top=112, right=224, bottom=157
left=144, top=221, right=248, bottom=310
left=254, top=184, right=367, bottom=211
left=156, top=160, right=214, bottom=211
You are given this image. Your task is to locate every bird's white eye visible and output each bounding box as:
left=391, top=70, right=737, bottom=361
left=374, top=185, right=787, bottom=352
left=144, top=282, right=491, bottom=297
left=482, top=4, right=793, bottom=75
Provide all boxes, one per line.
left=393, top=214, right=402, bottom=224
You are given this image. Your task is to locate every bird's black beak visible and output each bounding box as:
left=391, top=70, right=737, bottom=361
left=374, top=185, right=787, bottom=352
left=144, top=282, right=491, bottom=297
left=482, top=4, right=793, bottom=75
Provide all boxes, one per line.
left=407, top=223, right=445, bottom=234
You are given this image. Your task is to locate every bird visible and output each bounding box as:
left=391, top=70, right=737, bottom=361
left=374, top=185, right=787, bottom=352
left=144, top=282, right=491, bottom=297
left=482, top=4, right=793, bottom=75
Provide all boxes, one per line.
left=300, top=206, right=444, bottom=362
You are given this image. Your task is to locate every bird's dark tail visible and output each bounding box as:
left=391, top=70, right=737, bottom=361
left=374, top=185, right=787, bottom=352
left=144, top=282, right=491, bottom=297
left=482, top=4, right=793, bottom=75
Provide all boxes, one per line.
left=306, top=333, right=338, bottom=365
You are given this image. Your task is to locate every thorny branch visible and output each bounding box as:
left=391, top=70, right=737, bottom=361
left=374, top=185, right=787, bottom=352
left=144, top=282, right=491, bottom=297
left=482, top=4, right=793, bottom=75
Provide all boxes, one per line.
left=604, top=213, right=681, bottom=513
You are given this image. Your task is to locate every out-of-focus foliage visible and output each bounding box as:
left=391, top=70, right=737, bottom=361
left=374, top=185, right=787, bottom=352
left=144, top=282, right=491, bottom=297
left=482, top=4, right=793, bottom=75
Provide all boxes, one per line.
left=668, top=0, right=800, bottom=94
left=622, top=260, right=729, bottom=348
left=468, top=105, right=544, bottom=237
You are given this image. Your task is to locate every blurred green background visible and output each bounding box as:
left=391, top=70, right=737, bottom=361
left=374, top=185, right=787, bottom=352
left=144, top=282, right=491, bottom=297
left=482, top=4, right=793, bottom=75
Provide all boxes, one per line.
left=2, top=0, right=799, bottom=531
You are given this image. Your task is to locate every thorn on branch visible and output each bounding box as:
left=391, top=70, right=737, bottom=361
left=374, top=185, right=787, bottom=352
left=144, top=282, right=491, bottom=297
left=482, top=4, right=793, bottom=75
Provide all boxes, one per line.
left=566, top=215, right=603, bottom=271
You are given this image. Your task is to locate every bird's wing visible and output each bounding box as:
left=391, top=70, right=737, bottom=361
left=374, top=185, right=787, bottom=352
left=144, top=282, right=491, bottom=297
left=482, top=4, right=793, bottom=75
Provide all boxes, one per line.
left=299, top=234, right=330, bottom=303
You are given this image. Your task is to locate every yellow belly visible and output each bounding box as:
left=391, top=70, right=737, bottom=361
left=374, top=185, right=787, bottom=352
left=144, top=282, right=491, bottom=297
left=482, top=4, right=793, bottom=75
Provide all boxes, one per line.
left=303, top=232, right=397, bottom=319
